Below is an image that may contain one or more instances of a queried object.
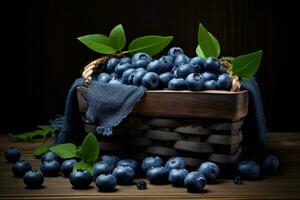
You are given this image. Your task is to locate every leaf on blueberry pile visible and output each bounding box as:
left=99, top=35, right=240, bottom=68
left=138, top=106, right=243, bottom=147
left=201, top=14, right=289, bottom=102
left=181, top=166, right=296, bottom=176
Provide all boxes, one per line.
left=109, top=24, right=126, bottom=51
left=232, top=50, right=263, bottom=80
left=77, top=34, right=116, bottom=54
left=49, top=143, right=76, bottom=159
left=80, top=133, right=99, bottom=163
left=73, top=160, right=93, bottom=175
left=33, top=145, right=49, bottom=157
left=127, top=35, right=173, bottom=56
left=196, top=23, right=220, bottom=58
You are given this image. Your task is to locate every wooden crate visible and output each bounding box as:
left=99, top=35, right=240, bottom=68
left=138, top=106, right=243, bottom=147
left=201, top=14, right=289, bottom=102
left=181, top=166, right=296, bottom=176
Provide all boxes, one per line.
left=77, top=89, right=248, bottom=167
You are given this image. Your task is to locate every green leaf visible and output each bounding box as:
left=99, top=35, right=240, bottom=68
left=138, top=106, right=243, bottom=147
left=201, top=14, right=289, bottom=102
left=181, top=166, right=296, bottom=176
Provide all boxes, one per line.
left=232, top=50, right=263, bottom=80
left=77, top=34, right=116, bottom=54
left=37, top=125, right=51, bottom=130
left=127, top=35, right=173, bottom=56
left=80, top=133, right=99, bottom=163
left=33, top=145, right=49, bottom=157
left=73, top=161, right=93, bottom=175
left=197, top=23, right=220, bottom=58
left=49, top=143, right=76, bottom=159
left=196, top=45, right=205, bottom=58
left=75, top=146, right=82, bottom=158
left=109, top=24, right=126, bottom=51
left=222, top=56, right=235, bottom=62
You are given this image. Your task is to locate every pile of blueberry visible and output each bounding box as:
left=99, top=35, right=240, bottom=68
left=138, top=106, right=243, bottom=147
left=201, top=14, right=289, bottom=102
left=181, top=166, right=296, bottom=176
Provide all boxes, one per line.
left=5, top=147, right=280, bottom=192
left=96, top=47, right=232, bottom=90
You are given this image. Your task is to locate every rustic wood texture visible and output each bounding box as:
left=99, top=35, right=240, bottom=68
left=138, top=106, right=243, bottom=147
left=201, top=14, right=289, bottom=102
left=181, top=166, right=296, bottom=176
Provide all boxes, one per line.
left=0, top=132, right=299, bottom=199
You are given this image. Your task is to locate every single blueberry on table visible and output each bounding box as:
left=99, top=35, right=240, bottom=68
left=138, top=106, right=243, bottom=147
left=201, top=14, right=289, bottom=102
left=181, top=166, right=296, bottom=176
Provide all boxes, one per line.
left=217, top=74, right=232, bottom=90
left=122, top=68, right=136, bottom=84
left=185, top=73, right=205, bottom=90
left=40, top=160, right=60, bottom=177
left=12, top=160, right=32, bottom=178
left=168, top=168, right=189, bottom=187
left=168, top=78, right=186, bottom=90
left=96, top=174, right=117, bottom=192
left=197, top=161, right=220, bottom=183
left=98, top=73, right=111, bottom=83
left=101, top=155, right=120, bottom=166
left=132, top=70, right=147, bottom=86
left=141, top=156, right=163, bottom=173
left=159, top=72, right=174, bottom=88
left=165, top=157, right=187, bottom=172
left=41, top=152, right=60, bottom=163
left=136, top=180, right=147, bottom=190
left=174, top=54, right=190, bottom=67
left=112, top=165, right=135, bottom=185
left=262, top=154, right=280, bottom=175
left=4, top=147, right=21, bottom=163
left=69, top=169, right=93, bottom=189
left=23, top=170, right=44, bottom=188
left=106, top=58, right=120, bottom=73
left=146, top=166, right=169, bottom=184
left=204, top=57, right=221, bottom=73
left=132, top=52, right=152, bottom=63
left=61, top=159, right=77, bottom=177
left=146, top=60, right=165, bottom=74
left=204, top=80, right=217, bottom=90
left=168, top=47, right=184, bottom=57
left=233, top=175, right=243, bottom=185
left=141, top=72, right=160, bottom=89
left=237, top=160, right=260, bottom=180
left=176, top=64, right=195, bottom=79
left=93, top=161, right=115, bottom=178
left=184, top=171, right=206, bottom=193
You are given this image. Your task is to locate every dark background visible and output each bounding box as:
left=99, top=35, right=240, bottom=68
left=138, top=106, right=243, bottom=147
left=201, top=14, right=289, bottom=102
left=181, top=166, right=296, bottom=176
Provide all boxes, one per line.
left=2, top=0, right=300, bottom=133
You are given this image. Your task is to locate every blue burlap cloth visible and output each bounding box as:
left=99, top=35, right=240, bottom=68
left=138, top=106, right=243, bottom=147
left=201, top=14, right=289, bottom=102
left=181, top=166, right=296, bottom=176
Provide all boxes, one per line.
left=55, top=78, right=267, bottom=149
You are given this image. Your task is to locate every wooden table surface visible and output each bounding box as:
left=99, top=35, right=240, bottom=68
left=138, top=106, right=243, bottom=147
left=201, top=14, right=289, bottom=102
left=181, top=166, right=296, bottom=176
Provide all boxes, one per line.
left=0, top=132, right=299, bottom=199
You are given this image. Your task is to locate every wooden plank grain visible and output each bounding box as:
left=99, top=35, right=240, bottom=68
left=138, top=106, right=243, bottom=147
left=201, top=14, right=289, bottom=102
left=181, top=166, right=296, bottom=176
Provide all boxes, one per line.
left=0, top=132, right=300, bottom=199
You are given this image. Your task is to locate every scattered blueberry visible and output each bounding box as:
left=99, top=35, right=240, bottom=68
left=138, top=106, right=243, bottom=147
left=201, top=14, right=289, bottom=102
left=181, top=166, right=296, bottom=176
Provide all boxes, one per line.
left=141, top=156, right=163, bottom=173
left=96, top=174, right=117, bottom=192
left=40, top=160, right=60, bottom=177
left=93, top=161, right=115, bottom=178
left=184, top=171, right=206, bottom=193
left=12, top=160, right=32, bottom=178
left=112, top=166, right=135, bottom=185
left=41, top=152, right=60, bottom=163
left=23, top=170, right=44, bottom=188
left=165, top=157, right=187, bottom=172
left=69, top=169, right=93, bottom=189
left=101, top=155, right=120, bottom=166
left=168, top=168, right=189, bottom=187
left=233, top=175, right=243, bottom=185
left=136, top=180, right=147, bottom=190
left=238, top=160, right=260, bottom=180
left=146, top=166, right=168, bottom=184
left=197, top=161, right=220, bottom=183
left=61, top=159, right=77, bottom=177
left=4, top=147, right=21, bottom=163
left=262, top=154, right=280, bottom=175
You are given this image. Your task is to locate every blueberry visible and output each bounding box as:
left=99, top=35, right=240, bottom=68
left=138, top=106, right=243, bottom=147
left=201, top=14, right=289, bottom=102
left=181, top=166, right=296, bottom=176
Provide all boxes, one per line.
left=122, top=68, right=136, bottom=84
left=23, top=170, right=44, bottom=188
left=218, top=66, right=228, bottom=74
left=41, top=152, right=60, bottom=163
left=202, top=72, right=218, bottom=81
left=106, top=58, right=120, bottom=73
left=132, top=59, right=149, bottom=68
left=132, top=70, right=147, bottom=86
left=176, top=64, right=195, bottom=78
left=197, top=162, right=220, bottom=183
left=174, top=54, right=190, bottom=67
left=262, top=154, right=280, bottom=175
left=168, top=168, right=189, bottom=187
left=112, top=166, right=135, bottom=185
left=98, top=73, right=111, bottom=83
left=116, top=159, right=138, bottom=171
left=204, top=80, right=217, bottom=90
left=159, top=55, right=174, bottom=71
left=159, top=72, right=174, bottom=87
left=114, top=62, right=132, bottom=77
left=110, top=72, right=120, bottom=80
left=12, top=160, right=32, bottom=178
left=238, top=160, right=260, bottom=180
left=69, top=169, right=93, bottom=189
left=146, top=166, right=168, bottom=184
left=165, top=157, right=187, bottom=172
left=190, top=57, right=205, bottom=72
left=132, top=52, right=152, bottom=63
left=96, top=174, right=117, bottom=192
left=136, top=180, right=147, bottom=190
left=93, top=161, right=115, bottom=178
left=146, top=60, right=165, bottom=74
left=168, top=47, right=184, bottom=57
left=233, top=175, right=243, bottom=185
left=168, top=78, right=186, bottom=90
left=204, top=57, right=221, bottom=73
left=184, top=171, right=206, bottom=193
left=185, top=73, right=205, bottom=90
left=217, top=74, right=232, bottom=90
left=109, top=79, right=123, bottom=85
left=4, top=147, right=21, bottom=163
left=101, top=155, right=120, bottom=166
left=61, top=159, right=77, bottom=177
left=40, top=160, right=60, bottom=177
left=120, top=57, right=131, bottom=63
left=142, top=72, right=160, bottom=89
left=141, top=156, right=163, bottom=173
